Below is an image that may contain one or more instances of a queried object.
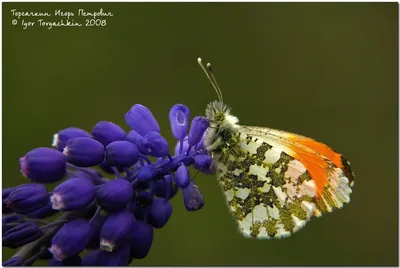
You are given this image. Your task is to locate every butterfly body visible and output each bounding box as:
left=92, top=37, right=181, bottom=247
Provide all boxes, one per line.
left=204, top=100, right=354, bottom=239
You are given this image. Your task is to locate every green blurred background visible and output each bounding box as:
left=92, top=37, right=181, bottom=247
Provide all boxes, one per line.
left=2, top=2, right=398, bottom=266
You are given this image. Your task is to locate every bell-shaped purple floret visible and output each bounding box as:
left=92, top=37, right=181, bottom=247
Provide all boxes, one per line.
left=81, top=250, right=101, bottom=266
left=49, top=219, right=92, bottom=261
left=97, top=178, right=133, bottom=212
left=175, top=164, right=190, bottom=188
left=52, top=127, right=91, bottom=151
left=48, top=255, right=82, bottom=266
left=188, top=116, right=209, bottom=147
left=193, top=154, right=214, bottom=173
left=51, top=177, right=96, bottom=211
left=3, top=187, right=15, bottom=214
left=3, top=221, right=42, bottom=248
left=141, top=132, right=169, bottom=157
left=125, top=129, right=144, bottom=152
left=3, top=256, right=24, bottom=266
left=148, top=198, right=172, bottom=228
left=24, top=202, right=58, bottom=219
left=125, top=104, right=160, bottom=136
left=169, top=104, right=190, bottom=141
left=100, top=210, right=135, bottom=252
left=6, top=183, right=49, bottom=214
left=2, top=214, right=24, bottom=236
left=106, top=141, right=139, bottom=167
left=130, top=220, right=153, bottom=259
left=92, top=121, right=126, bottom=147
left=63, top=137, right=105, bottom=167
left=20, top=147, right=66, bottom=183
left=182, top=180, right=204, bottom=211
left=137, top=165, right=158, bottom=183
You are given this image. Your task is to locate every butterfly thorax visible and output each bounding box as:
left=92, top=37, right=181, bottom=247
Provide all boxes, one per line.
left=204, top=101, right=240, bottom=154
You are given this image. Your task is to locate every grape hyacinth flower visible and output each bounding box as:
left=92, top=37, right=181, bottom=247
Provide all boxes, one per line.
left=3, top=103, right=214, bottom=266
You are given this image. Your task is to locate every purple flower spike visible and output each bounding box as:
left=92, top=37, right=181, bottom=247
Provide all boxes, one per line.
left=99, top=159, right=124, bottom=174
left=129, top=221, right=153, bottom=259
left=169, top=104, right=190, bottom=141
left=20, top=147, right=66, bottom=183
left=188, top=116, right=209, bottom=147
left=148, top=198, right=172, bottom=228
left=106, top=141, right=139, bottom=167
left=100, top=210, right=135, bottom=252
left=48, top=255, right=82, bottom=266
left=174, top=137, right=191, bottom=155
left=141, top=132, right=169, bottom=157
left=125, top=129, right=144, bottom=151
left=49, top=219, right=92, bottom=261
left=3, top=214, right=24, bottom=236
left=87, top=214, right=107, bottom=249
left=3, top=221, right=42, bottom=248
left=63, top=137, right=105, bottom=167
left=92, top=121, right=126, bottom=147
left=137, top=165, right=158, bottom=183
left=97, top=179, right=133, bottom=212
left=125, top=104, right=160, bottom=136
left=182, top=180, right=204, bottom=211
left=6, top=184, right=49, bottom=214
left=96, top=244, right=131, bottom=266
left=24, top=202, right=58, bottom=219
left=3, top=256, right=24, bottom=266
left=175, top=164, right=190, bottom=188
left=71, top=169, right=105, bottom=185
left=52, top=127, right=91, bottom=151
left=51, top=177, right=96, bottom=211
left=130, top=191, right=153, bottom=220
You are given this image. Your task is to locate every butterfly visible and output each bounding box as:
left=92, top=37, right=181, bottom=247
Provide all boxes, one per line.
left=197, top=58, right=355, bottom=239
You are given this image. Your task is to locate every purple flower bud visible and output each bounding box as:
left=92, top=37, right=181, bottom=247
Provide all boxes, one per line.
left=125, top=104, right=160, bottom=136
left=175, top=164, right=190, bottom=188
left=51, top=178, right=96, bottom=211
left=193, top=154, right=213, bottom=171
left=63, top=137, right=105, bottom=167
left=6, top=184, right=49, bottom=214
left=3, top=221, right=42, bottom=248
left=188, top=116, right=209, bottom=147
left=92, top=121, right=126, bottom=147
left=106, top=141, right=139, bottom=167
left=169, top=104, right=190, bottom=141
left=141, top=132, right=169, bottom=157
left=153, top=175, right=178, bottom=199
left=125, top=130, right=144, bottom=151
left=182, top=181, right=204, bottom=211
left=3, top=187, right=15, bottom=214
left=2, top=214, right=24, bottom=235
left=52, top=127, right=91, bottom=151
left=100, top=210, right=135, bottom=252
left=49, top=219, right=92, bottom=261
left=92, top=244, right=131, bottom=266
left=130, top=221, right=153, bottom=259
left=48, top=255, right=82, bottom=266
left=148, top=198, right=172, bottom=228
left=3, top=257, right=24, bottom=266
left=20, top=148, right=66, bottom=183
left=137, top=165, right=158, bottom=183
left=97, top=179, right=133, bottom=212
left=24, top=202, right=58, bottom=219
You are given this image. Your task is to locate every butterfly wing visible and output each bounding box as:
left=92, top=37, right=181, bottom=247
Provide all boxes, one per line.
left=214, top=125, right=354, bottom=239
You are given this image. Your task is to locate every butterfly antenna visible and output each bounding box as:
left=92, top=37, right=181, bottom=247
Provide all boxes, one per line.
left=197, top=57, right=223, bottom=102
